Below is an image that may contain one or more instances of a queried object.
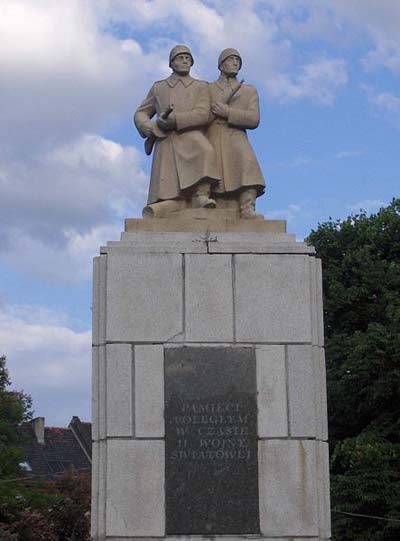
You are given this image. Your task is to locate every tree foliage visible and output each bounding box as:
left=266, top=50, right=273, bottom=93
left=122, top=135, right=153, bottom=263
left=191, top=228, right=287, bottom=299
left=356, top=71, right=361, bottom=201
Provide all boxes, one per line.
left=307, top=198, right=400, bottom=540
left=0, top=355, right=33, bottom=480
left=0, top=356, right=91, bottom=540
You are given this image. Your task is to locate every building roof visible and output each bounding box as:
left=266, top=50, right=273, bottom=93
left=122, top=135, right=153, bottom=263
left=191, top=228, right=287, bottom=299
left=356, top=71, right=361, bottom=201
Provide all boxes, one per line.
left=19, top=417, right=91, bottom=478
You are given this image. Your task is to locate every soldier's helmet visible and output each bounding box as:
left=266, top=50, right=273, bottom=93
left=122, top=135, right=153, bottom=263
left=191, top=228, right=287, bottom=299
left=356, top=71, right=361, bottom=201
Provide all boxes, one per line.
left=218, top=48, right=242, bottom=69
left=169, top=45, right=194, bottom=67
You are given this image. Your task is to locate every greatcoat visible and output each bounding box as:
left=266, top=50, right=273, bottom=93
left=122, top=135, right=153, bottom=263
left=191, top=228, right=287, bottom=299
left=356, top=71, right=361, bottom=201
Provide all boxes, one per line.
left=134, top=73, right=219, bottom=204
left=208, top=77, right=265, bottom=195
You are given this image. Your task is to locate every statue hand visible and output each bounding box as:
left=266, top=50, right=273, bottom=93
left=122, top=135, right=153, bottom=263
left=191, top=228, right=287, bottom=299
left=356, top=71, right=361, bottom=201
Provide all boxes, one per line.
left=212, top=102, right=229, bottom=119
left=142, top=122, right=156, bottom=137
left=157, top=113, right=176, bottom=131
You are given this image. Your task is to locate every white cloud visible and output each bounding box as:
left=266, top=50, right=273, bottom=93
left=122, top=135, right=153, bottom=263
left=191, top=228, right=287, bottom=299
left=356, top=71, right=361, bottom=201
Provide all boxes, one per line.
left=0, top=0, right=165, bottom=152
left=0, top=134, right=148, bottom=282
left=368, top=90, right=400, bottom=115
left=335, top=149, right=364, bottom=159
left=348, top=199, right=386, bottom=214
left=363, top=85, right=400, bottom=122
left=267, top=203, right=302, bottom=222
left=0, top=303, right=91, bottom=426
left=279, top=156, right=315, bottom=168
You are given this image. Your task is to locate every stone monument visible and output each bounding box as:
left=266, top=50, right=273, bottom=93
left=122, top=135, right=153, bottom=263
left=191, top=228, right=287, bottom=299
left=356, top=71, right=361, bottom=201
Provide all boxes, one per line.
left=91, top=45, right=331, bottom=541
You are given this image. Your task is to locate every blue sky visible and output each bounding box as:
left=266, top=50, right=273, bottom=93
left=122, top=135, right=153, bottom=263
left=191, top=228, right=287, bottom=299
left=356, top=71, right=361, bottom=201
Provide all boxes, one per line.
left=0, top=0, right=399, bottom=426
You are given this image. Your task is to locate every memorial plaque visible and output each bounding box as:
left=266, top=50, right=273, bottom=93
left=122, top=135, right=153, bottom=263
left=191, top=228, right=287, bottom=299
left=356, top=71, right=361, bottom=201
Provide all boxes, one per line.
left=165, top=347, right=259, bottom=535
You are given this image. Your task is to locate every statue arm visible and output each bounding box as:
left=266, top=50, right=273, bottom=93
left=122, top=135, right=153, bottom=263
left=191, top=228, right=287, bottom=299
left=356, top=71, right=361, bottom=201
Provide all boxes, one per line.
left=134, top=86, right=157, bottom=139
left=174, top=83, right=210, bottom=131
left=227, top=87, right=260, bottom=130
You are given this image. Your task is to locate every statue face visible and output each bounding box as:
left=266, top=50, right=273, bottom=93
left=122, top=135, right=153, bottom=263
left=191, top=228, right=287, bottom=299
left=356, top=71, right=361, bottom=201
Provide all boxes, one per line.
left=220, top=55, right=241, bottom=76
left=171, top=53, right=192, bottom=75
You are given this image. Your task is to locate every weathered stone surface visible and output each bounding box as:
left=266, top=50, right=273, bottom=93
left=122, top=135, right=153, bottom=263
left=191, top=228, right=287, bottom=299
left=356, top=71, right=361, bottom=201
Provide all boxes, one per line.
left=165, top=347, right=259, bottom=535
left=98, top=255, right=107, bottom=346
left=106, top=252, right=183, bottom=342
left=91, top=347, right=99, bottom=442
left=106, top=538, right=310, bottom=541
left=314, top=346, right=329, bottom=441
left=316, top=258, right=325, bottom=346
left=206, top=232, right=314, bottom=255
left=125, top=213, right=287, bottom=234
left=235, top=255, right=312, bottom=343
left=287, top=345, right=316, bottom=438
left=115, top=231, right=207, bottom=253
left=106, top=344, right=133, bottom=438
left=317, top=441, right=331, bottom=539
left=259, top=440, right=318, bottom=537
left=135, top=345, right=165, bottom=437
left=106, top=440, right=165, bottom=537
left=92, top=257, right=100, bottom=346
left=90, top=441, right=99, bottom=539
left=98, top=346, right=106, bottom=441
left=256, top=345, right=288, bottom=437
left=98, top=440, right=107, bottom=540
left=185, top=254, right=233, bottom=342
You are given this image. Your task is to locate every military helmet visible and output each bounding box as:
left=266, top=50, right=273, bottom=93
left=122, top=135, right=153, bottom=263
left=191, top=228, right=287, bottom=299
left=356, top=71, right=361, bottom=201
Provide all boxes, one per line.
left=169, top=45, right=194, bottom=67
left=218, top=47, right=242, bottom=69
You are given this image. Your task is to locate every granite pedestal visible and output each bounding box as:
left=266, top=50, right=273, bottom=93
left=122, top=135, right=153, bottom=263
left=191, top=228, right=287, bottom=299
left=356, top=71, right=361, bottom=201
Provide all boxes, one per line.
left=91, top=214, right=331, bottom=541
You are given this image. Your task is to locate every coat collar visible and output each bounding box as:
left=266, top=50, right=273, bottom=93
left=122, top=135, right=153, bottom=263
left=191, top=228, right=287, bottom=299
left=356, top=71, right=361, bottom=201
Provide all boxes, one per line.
left=214, top=74, right=240, bottom=92
left=166, top=73, right=195, bottom=88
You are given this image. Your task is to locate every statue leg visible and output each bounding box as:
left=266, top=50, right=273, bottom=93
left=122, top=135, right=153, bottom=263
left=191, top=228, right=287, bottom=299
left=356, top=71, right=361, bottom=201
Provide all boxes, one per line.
left=192, top=180, right=217, bottom=209
left=239, top=188, right=261, bottom=219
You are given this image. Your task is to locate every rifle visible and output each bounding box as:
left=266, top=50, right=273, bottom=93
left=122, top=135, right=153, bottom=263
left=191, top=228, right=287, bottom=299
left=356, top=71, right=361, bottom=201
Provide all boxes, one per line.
left=144, top=104, right=174, bottom=156
left=226, top=79, right=244, bottom=104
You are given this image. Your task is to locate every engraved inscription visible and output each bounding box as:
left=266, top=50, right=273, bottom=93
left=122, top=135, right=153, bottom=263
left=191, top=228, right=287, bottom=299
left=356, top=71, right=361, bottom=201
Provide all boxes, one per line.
left=165, top=347, right=259, bottom=535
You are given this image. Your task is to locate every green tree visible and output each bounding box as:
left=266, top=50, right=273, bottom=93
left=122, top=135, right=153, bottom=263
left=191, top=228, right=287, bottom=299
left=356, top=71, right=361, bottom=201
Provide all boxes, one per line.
left=0, top=356, right=91, bottom=539
left=307, top=198, right=400, bottom=541
left=0, top=355, right=33, bottom=479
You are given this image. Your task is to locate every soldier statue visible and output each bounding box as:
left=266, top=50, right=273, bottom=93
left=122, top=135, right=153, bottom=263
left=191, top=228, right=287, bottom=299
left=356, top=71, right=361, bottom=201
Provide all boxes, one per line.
left=134, top=45, right=220, bottom=210
left=208, top=48, right=265, bottom=218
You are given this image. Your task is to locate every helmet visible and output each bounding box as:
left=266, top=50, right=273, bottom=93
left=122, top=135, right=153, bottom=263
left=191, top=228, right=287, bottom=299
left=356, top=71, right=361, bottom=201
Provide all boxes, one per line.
left=218, top=48, right=242, bottom=69
left=169, top=45, right=194, bottom=67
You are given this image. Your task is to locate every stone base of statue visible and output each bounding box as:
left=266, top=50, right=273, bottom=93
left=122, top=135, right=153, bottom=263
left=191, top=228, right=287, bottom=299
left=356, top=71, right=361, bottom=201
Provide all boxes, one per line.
left=91, top=211, right=331, bottom=540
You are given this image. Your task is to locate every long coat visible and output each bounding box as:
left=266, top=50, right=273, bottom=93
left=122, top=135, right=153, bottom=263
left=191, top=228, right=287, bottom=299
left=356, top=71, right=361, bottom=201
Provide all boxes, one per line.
left=208, top=79, right=265, bottom=195
left=134, top=74, right=219, bottom=204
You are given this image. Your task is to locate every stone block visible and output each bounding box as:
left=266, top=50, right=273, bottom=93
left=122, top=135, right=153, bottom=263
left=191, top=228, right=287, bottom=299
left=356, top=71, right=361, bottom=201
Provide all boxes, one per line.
left=92, top=257, right=100, bottom=346
left=166, top=538, right=298, bottom=541
left=314, top=347, right=329, bottom=441
left=259, top=440, right=318, bottom=537
left=208, top=232, right=314, bottom=255
left=91, top=347, right=99, bottom=442
left=310, top=257, right=325, bottom=348
left=256, top=345, right=288, bottom=437
left=117, top=232, right=208, bottom=253
left=90, top=441, right=99, bottom=539
left=106, top=440, right=165, bottom=537
left=106, top=252, right=183, bottom=342
left=185, top=254, right=233, bottom=341
left=287, top=345, right=316, bottom=438
left=106, top=344, right=133, bottom=437
left=98, top=346, right=106, bottom=440
left=98, top=255, right=107, bottom=345
left=317, top=441, right=331, bottom=539
left=235, top=255, right=312, bottom=343
left=98, top=440, right=107, bottom=540
left=135, top=345, right=164, bottom=437
left=316, top=258, right=325, bottom=346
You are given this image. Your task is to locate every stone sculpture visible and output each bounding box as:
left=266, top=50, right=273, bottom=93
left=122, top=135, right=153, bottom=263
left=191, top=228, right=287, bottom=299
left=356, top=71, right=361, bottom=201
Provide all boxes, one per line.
left=134, top=45, right=219, bottom=211
left=208, top=48, right=265, bottom=218
left=134, top=45, right=265, bottom=219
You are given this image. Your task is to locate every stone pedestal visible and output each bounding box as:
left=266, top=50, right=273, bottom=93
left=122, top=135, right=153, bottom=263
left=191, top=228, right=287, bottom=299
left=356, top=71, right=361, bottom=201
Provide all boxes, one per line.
left=91, top=215, right=331, bottom=541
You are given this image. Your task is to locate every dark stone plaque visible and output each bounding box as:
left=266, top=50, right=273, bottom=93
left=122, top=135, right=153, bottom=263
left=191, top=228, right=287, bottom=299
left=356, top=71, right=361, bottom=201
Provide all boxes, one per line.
left=165, top=347, right=259, bottom=535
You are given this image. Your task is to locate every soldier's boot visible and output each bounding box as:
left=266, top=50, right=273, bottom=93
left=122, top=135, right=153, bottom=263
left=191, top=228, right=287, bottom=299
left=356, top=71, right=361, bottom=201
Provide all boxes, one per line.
left=192, top=181, right=217, bottom=209
left=239, top=188, right=261, bottom=219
